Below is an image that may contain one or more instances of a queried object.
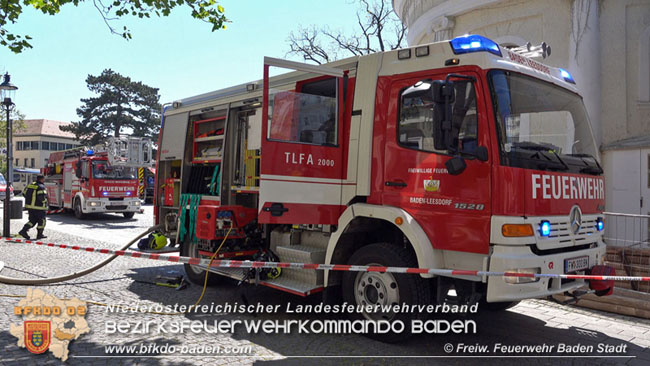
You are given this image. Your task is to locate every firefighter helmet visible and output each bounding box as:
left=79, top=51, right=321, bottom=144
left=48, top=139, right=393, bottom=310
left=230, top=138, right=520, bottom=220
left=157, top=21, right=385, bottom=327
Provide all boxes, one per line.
left=137, top=233, right=167, bottom=251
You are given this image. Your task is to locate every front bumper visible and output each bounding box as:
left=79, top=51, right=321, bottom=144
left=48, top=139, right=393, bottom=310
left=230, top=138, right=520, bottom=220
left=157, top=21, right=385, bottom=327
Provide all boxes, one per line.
left=84, top=198, right=141, bottom=213
left=486, top=240, right=606, bottom=302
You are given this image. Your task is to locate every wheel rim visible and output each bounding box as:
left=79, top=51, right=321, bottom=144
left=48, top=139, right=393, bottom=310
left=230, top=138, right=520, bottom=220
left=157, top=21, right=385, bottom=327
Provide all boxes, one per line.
left=187, top=241, right=206, bottom=275
left=353, top=263, right=400, bottom=321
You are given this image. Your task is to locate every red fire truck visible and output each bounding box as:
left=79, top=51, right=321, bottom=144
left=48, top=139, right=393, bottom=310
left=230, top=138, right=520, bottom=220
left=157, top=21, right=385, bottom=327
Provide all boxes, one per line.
left=154, top=35, right=612, bottom=329
left=44, top=137, right=152, bottom=219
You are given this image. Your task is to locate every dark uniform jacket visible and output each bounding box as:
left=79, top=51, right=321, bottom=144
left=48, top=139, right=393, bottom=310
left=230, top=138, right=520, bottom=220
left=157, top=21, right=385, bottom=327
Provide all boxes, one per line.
left=24, top=181, right=48, bottom=210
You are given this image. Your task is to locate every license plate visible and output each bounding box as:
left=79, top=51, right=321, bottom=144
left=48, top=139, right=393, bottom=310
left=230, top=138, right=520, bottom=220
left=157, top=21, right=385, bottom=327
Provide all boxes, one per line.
left=565, top=256, right=589, bottom=273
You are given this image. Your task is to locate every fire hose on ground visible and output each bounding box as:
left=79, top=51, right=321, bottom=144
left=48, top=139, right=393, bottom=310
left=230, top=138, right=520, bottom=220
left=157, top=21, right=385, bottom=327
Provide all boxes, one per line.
left=0, top=225, right=161, bottom=285
left=1, top=235, right=649, bottom=283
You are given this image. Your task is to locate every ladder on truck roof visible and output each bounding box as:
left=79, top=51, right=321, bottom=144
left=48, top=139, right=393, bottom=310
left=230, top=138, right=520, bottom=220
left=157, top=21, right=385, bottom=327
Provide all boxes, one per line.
left=105, top=137, right=153, bottom=168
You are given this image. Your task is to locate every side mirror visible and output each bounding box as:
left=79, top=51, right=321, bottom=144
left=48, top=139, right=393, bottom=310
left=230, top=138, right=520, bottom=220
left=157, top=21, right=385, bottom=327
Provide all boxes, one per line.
left=445, top=156, right=467, bottom=175
left=431, top=80, right=455, bottom=151
left=473, top=146, right=489, bottom=162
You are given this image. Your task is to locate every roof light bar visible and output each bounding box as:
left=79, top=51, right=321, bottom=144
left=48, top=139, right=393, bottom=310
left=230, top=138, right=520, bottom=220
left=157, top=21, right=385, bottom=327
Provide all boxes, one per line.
left=450, top=34, right=502, bottom=57
left=559, top=68, right=576, bottom=84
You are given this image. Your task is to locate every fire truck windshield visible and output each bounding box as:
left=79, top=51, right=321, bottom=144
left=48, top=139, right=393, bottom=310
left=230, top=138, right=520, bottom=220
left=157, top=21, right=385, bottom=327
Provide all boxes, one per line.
left=92, top=161, right=135, bottom=180
left=488, top=70, right=601, bottom=175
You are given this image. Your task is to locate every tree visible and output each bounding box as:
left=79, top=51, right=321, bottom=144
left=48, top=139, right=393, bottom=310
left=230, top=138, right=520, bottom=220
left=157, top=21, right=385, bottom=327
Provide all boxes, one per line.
left=61, top=69, right=161, bottom=146
left=0, top=109, right=26, bottom=175
left=287, top=0, right=406, bottom=64
left=0, top=0, right=228, bottom=53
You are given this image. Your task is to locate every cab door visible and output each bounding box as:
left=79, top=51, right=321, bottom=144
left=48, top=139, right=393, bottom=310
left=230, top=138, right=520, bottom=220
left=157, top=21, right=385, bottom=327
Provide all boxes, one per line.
left=381, top=70, right=492, bottom=254
left=259, top=57, right=349, bottom=225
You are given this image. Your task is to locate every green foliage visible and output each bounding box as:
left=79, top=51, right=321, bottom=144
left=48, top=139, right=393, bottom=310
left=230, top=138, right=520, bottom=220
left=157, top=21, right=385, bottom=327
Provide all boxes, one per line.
left=0, top=0, right=228, bottom=53
left=60, top=69, right=161, bottom=145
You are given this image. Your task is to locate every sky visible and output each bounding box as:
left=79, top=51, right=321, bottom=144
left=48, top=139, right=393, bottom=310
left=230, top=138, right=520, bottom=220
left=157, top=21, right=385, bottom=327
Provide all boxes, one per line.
left=0, top=0, right=363, bottom=122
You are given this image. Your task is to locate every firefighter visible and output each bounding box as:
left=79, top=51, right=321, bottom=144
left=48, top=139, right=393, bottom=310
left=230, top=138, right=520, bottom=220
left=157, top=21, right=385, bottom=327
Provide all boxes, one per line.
left=18, top=175, right=48, bottom=240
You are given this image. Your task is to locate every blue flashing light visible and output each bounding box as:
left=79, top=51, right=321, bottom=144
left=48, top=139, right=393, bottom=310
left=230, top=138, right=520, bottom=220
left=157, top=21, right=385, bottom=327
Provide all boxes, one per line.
left=596, top=217, right=604, bottom=231
left=559, top=68, right=576, bottom=84
left=125, top=191, right=132, bottom=196
left=450, top=34, right=502, bottom=57
left=102, top=191, right=109, bottom=197
left=87, top=150, right=94, bottom=156
left=540, top=221, right=551, bottom=237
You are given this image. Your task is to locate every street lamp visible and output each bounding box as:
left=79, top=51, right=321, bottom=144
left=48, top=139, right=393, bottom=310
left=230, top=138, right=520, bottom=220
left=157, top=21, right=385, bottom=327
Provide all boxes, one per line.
left=1, top=72, right=18, bottom=239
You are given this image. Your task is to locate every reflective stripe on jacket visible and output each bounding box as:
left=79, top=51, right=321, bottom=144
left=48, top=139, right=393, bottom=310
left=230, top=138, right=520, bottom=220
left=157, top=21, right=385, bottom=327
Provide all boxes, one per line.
left=24, top=181, right=48, bottom=210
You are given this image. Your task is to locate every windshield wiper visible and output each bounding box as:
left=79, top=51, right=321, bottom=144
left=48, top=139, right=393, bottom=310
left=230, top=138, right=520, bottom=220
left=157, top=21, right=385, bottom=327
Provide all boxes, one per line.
left=511, top=141, right=569, bottom=171
left=569, top=153, right=603, bottom=175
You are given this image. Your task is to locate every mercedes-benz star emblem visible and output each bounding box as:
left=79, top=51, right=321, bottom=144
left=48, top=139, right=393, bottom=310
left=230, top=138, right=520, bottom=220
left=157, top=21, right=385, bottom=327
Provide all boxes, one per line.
left=569, top=205, right=582, bottom=234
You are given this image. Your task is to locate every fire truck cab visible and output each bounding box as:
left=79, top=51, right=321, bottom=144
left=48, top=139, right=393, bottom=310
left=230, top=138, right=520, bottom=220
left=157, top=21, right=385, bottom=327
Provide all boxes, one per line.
left=155, top=35, right=609, bottom=323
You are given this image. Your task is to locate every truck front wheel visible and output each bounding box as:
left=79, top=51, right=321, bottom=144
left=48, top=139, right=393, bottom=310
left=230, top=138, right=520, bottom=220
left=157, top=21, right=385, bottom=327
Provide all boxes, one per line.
left=181, top=239, right=222, bottom=286
left=342, top=242, right=430, bottom=343
left=123, top=212, right=135, bottom=219
left=73, top=199, right=86, bottom=220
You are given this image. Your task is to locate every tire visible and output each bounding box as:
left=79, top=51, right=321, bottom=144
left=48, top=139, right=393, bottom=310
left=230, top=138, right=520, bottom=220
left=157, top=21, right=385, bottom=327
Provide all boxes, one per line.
left=342, top=242, right=431, bottom=343
left=122, top=212, right=135, bottom=219
left=480, top=300, right=520, bottom=312
left=181, top=238, right=222, bottom=286
left=73, top=198, right=86, bottom=220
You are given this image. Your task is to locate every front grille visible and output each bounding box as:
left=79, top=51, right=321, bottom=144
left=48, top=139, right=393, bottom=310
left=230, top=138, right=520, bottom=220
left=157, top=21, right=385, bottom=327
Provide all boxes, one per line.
left=546, top=219, right=598, bottom=243
left=108, top=197, right=123, bottom=201
left=106, top=205, right=128, bottom=210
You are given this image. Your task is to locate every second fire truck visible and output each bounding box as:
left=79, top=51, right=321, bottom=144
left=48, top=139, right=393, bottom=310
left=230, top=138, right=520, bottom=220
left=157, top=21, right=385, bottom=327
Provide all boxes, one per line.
left=43, top=137, right=152, bottom=219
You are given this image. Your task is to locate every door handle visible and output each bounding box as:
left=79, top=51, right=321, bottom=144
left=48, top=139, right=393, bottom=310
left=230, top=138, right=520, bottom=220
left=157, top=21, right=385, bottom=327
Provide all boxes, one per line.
left=263, top=202, right=289, bottom=217
left=385, top=181, right=407, bottom=187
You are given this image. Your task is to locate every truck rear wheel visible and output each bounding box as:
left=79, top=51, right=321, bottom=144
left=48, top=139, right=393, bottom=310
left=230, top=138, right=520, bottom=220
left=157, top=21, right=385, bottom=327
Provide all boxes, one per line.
left=181, top=239, right=222, bottom=286
left=123, top=212, right=135, bottom=219
left=342, top=242, right=430, bottom=343
left=73, top=198, right=86, bottom=220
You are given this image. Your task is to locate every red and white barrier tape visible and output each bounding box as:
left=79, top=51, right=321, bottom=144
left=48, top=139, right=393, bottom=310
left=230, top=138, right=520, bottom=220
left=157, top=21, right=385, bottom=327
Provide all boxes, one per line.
left=2, top=236, right=650, bottom=282
left=46, top=209, right=65, bottom=215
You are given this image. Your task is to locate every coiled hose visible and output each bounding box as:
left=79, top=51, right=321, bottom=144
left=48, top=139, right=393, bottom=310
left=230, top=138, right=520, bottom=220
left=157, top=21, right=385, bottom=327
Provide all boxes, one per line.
left=0, top=225, right=161, bottom=285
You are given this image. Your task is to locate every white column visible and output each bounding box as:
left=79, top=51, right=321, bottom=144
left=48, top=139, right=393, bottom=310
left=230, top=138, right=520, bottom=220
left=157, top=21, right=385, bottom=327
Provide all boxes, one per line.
left=569, top=0, right=601, bottom=147
left=431, top=16, right=455, bottom=42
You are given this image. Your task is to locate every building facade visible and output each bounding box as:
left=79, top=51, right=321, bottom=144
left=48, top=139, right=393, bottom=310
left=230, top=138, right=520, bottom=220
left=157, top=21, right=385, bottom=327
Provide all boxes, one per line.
left=13, top=119, right=81, bottom=170
left=393, top=0, right=650, bottom=216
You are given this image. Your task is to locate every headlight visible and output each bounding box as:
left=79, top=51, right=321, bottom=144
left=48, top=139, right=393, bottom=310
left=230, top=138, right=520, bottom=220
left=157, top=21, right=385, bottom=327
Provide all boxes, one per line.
left=504, top=268, right=541, bottom=284
left=596, top=217, right=604, bottom=231
left=89, top=201, right=100, bottom=207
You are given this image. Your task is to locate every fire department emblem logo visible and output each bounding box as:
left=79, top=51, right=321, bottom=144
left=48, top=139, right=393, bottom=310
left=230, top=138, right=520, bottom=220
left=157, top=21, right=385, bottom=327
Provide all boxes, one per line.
left=423, top=177, right=440, bottom=192
left=569, top=205, right=583, bottom=235
left=24, top=321, right=51, bottom=354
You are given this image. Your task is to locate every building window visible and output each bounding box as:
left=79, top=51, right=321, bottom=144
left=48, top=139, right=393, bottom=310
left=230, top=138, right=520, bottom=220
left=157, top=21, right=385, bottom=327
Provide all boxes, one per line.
left=42, top=141, right=50, bottom=150
left=29, top=141, right=39, bottom=150
left=65, top=144, right=73, bottom=150
left=16, top=141, right=22, bottom=151
left=58, top=143, right=66, bottom=150
left=15, top=158, right=18, bottom=166
left=30, top=158, right=35, bottom=168
left=24, top=158, right=28, bottom=167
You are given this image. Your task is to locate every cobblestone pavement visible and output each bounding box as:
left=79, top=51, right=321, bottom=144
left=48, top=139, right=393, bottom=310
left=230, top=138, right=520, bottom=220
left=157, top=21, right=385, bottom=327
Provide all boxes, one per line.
left=0, top=206, right=649, bottom=365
